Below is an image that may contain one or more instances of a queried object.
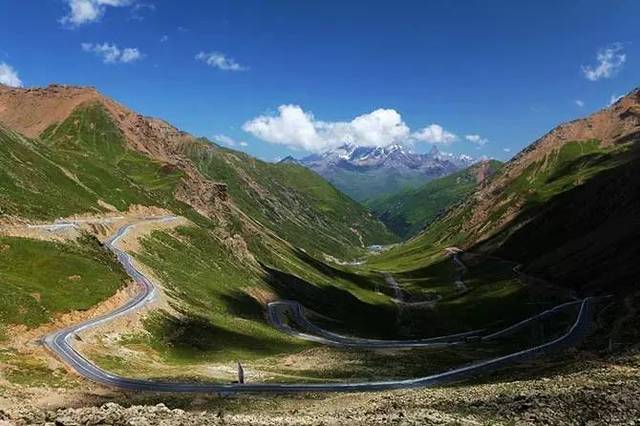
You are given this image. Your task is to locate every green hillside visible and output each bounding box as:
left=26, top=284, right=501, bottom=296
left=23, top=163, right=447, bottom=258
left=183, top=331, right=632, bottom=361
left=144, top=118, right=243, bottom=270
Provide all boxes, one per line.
left=0, top=105, right=185, bottom=219
left=0, top=99, right=401, bottom=378
left=324, top=167, right=435, bottom=203
left=180, top=142, right=397, bottom=257
left=368, top=138, right=640, bottom=295
left=1, top=102, right=395, bottom=258
left=368, top=160, right=502, bottom=238
left=0, top=234, right=128, bottom=338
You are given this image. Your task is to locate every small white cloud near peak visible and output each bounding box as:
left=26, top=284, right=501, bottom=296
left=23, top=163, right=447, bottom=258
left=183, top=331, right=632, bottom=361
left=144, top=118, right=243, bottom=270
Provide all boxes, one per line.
left=213, top=134, right=248, bottom=148
left=82, top=43, right=143, bottom=64
left=582, top=43, right=626, bottom=81
left=196, top=52, right=248, bottom=72
left=60, top=0, right=133, bottom=27
left=412, top=124, right=457, bottom=145
left=503, top=148, right=511, bottom=153
left=609, top=94, right=623, bottom=106
left=0, top=62, right=23, bottom=87
left=465, top=134, right=489, bottom=146
left=574, top=99, right=585, bottom=108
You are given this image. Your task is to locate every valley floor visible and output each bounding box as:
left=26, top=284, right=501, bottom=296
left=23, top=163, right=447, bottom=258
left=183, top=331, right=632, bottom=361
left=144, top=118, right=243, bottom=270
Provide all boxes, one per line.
left=2, top=347, right=639, bottom=425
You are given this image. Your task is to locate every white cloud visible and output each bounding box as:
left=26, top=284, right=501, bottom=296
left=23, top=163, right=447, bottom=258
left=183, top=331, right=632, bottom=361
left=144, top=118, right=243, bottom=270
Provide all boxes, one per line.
left=582, top=43, right=626, bottom=81
left=243, top=105, right=413, bottom=153
left=82, top=43, right=143, bottom=64
left=574, top=99, right=585, bottom=108
left=213, top=134, right=249, bottom=148
left=465, top=134, right=489, bottom=146
left=213, top=134, right=236, bottom=146
left=196, top=52, right=247, bottom=71
left=160, top=35, right=168, bottom=42
left=608, top=93, right=623, bottom=106
left=0, top=62, right=23, bottom=87
left=120, top=48, right=142, bottom=63
left=503, top=148, right=511, bottom=153
left=60, top=0, right=133, bottom=27
left=412, top=124, right=457, bottom=145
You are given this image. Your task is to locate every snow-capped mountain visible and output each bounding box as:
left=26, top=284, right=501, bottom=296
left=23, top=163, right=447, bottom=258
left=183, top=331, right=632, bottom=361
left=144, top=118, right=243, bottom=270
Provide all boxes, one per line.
left=281, top=144, right=477, bottom=202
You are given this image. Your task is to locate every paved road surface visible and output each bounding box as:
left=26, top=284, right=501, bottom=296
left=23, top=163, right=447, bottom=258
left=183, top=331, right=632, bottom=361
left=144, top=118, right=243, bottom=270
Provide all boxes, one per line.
left=43, top=218, right=599, bottom=393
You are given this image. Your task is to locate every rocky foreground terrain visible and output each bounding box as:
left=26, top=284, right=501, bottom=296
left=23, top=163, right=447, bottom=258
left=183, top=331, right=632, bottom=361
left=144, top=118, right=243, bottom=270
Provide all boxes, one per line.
left=2, top=349, right=638, bottom=425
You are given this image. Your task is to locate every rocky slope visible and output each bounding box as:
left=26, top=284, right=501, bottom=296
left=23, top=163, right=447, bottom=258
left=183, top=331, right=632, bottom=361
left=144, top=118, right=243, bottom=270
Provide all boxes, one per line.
left=285, top=143, right=475, bottom=202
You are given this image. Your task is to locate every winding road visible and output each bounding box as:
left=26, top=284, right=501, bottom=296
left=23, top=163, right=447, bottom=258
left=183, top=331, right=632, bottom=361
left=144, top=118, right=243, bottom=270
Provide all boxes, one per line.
left=42, top=217, right=599, bottom=393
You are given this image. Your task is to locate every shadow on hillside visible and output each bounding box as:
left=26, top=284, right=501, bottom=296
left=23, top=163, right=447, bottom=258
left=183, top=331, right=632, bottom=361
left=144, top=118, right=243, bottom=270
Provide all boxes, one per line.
left=293, top=248, right=385, bottom=294
left=145, top=309, right=302, bottom=359
left=472, top=146, right=640, bottom=296
left=259, top=261, right=399, bottom=339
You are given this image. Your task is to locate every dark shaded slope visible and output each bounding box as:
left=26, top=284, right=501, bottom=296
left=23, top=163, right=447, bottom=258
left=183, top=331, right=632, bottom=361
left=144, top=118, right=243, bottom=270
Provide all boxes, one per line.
left=477, top=143, right=640, bottom=295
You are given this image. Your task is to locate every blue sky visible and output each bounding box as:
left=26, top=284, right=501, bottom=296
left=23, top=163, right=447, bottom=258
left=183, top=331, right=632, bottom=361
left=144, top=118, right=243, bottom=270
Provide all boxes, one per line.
left=1, top=0, right=638, bottom=161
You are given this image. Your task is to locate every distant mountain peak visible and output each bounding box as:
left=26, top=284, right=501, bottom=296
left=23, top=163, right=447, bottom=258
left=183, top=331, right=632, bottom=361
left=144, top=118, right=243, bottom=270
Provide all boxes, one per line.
left=294, top=143, right=477, bottom=201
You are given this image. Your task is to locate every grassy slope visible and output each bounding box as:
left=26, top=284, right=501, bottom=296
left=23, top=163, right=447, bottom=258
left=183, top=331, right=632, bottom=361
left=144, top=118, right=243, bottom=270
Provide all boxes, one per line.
left=0, top=105, right=188, bottom=220
left=324, top=167, right=433, bottom=203
left=0, top=235, right=128, bottom=336
left=180, top=142, right=397, bottom=257
left=0, top=102, right=399, bottom=365
left=368, top=160, right=502, bottom=238
left=479, top=141, right=640, bottom=294
left=131, top=225, right=398, bottom=365
left=369, top=139, right=639, bottom=296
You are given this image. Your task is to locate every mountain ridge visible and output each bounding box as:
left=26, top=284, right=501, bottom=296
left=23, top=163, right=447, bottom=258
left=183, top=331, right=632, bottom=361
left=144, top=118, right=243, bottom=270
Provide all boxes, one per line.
left=285, top=142, right=477, bottom=201
left=372, top=86, right=640, bottom=296
left=0, top=83, right=396, bottom=256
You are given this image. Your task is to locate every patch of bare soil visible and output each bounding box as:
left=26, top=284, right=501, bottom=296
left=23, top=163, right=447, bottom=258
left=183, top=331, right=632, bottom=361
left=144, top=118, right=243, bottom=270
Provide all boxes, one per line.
left=0, top=84, right=102, bottom=138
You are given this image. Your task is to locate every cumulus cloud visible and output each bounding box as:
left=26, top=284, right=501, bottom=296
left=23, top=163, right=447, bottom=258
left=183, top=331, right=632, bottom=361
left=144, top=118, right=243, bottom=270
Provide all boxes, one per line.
left=465, top=134, right=489, bottom=146
left=243, top=105, right=414, bottom=153
left=82, top=43, right=143, bottom=64
left=120, top=47, right=142, bottom=63
left=574, top=99, right=585, bottom=108
left=503, top=148, right=511, bottom=153
left=412, top=124, right=457, bottom=145
left=196, top=52, right=247, bottom=71
left=0, top=62, right=23, bottom=87
left=582, top=43, right=626, bottom=81
left=60, top=0, right=133, bottom=27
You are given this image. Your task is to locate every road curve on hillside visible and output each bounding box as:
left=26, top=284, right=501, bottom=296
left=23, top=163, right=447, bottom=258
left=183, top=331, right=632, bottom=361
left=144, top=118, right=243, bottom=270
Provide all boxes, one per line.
left=267, top=300, right=482, bottom=348
left=44, top=218, right=599, bottom=393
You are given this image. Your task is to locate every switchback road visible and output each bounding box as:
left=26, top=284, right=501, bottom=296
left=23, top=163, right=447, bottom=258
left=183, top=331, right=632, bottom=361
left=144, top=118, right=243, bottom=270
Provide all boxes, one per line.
left=43, top=218, right=599, bottom=393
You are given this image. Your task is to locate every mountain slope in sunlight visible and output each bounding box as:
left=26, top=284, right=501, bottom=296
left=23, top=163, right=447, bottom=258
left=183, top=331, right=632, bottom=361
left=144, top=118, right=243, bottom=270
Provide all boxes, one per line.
left=368, top=160, right=502, bottom=238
